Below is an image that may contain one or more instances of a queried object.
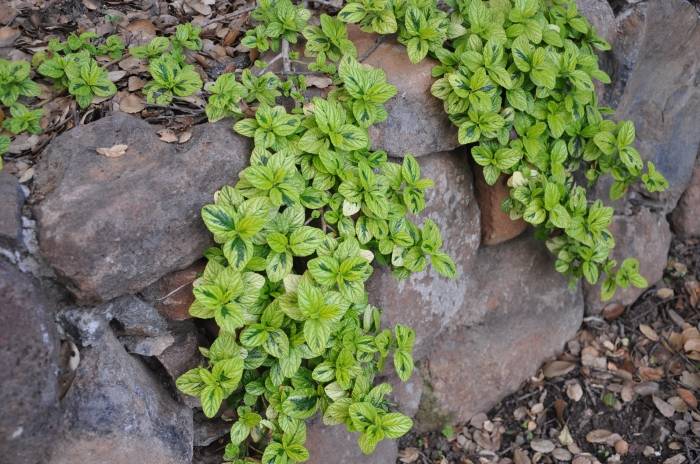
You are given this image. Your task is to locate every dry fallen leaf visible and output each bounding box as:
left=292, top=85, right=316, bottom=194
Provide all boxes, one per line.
left=656, top=287, right=674, bottom=299
left=158, top=129, right=179, bottom=143
left=119, top=93, right=146, bottom=114
left=684, top=338, right=700, bottom=353
left=96, top=144, right=128, bottom=158
left=639, top=324, right=659, bottom=342
left=566, top=382, right=584, bottom=402
left=585, top=429, right=621, bottom=446
left=398, top=447, right=420, bottom=463
left=108, top=70, right=127, bottom=82
left=128, top=76, right=146, bottom=92
left=306, top=75, right=333, bottom=89
left=652, top=395, right=676, bottom=418
left=677, top=387, right=698, bottom=409
left=0, top=26, right=20, bottom=47
left=543, top=360, right=576, bottom=378
left=178, top=130, right=192, bottom=144
left=530, top=439, right=555, bottom=453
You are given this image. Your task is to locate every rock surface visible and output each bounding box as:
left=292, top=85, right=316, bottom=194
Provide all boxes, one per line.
left=472, top=164, right=528, bottom=246
left=0, top=261, right=60, bottom=464
left=606, top=0, right=700, bottom=210
left=49, top=329, right=193, bottom=464
left=142, top=259, right=205, bottom=321
left=305, top=419, right=398, bottom=464
left=671, top=160, right=700, bottom=237
left=584, top=207, right=672, bottom=314
left=0, top=171, right=23, bottom=248
left=367, top=150, right=481, bottom=357
left=576, top=0, right=617, bottom=46
left=415, top=233, right=583, bottom=430
left=34, top=113, right=250, bottom=303
left=348, top=26, right=459, bottom=158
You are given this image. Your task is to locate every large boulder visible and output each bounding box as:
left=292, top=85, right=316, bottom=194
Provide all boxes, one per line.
left=0, top=171, right=23, bottom=248
left=415, top=233, right=583, bottom=430
left=0, top=261, right=61, bottom=464
left=583, top=207, right=672, bottom=314
left=367, top=151, right=583, bottom=430
left=604, top=0, right=700, bottom=210
left=34, top=113, right=250, bottom=303
left=49, top=329, right=193, bottom=464
left=367, top=150, right=481, bottom=357
left=348, top=27, right=459, bottom=158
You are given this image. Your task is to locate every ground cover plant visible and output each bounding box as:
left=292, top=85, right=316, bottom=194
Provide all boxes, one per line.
left=0, top=0, right=672, bottom=462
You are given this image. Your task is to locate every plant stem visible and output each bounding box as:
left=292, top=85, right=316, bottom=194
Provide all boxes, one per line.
left=203, top=5, right=256, bottom=26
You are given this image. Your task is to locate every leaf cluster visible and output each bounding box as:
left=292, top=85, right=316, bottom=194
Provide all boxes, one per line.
left=242, top=0, right=312, bottom=52
left=177, top=42, right=455, bottom=463
left=341, top=0, right=669, bottom=300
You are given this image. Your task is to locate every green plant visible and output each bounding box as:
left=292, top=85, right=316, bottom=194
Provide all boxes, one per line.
left=303, top=14, right=357, bottom=73
left=2, top=103, right=43, bottom=135
left=129, top=37, right=172, bottom=60
left=38, top=46, right=117, bottom=108
left=0, top=135, right=9, bottom=170
left=143, top=55, right=203, bottom=105
left=205, top=73, right=249, bottom=122
left=0, top=59, right=41, bottom=107
left=242, top=0, right=311, bottom=52
left=172, top=23, right=203, bottom=52
left=177, top=7, right=455, bottom=459
left=339, top=0, right=667, bottom=300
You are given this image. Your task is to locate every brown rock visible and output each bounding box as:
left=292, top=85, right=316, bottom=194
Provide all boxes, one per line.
left=415, top=233, right=583, bottom=430
left=142, top=260, right=206, bottom=321
left=348, top=26, right=459, bottom=158
left=305, top=419, right=397, bottom=464
left=0, top=261, right=60, bottom=464
left=0, top=171, right=23, bottom=248
left=34, top=113, right=250, bottom=303
left=156, top=321, right=204, bottom=384
left=602, top=303, right=625, bottom=321
left=472, top=164, right=527, bottom=246
left=367, top=150, right=481, bottom=358
left=672, top=160, right=700, bottom=237
left=584, top=208, right=671, bottom=314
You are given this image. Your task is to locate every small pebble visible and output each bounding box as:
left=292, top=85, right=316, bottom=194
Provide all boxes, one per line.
left=614, top=440, right=628, bottom=455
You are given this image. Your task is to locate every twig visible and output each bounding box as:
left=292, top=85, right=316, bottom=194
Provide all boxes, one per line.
left=256, top=53, right=283, bottom=76
left=309, top=0, right=342, bottom=8
left=281, top=39, right=292, bottom=74
left=203, top=5, right=256, bottom=26
left=360, top=35, right=385, bottom=62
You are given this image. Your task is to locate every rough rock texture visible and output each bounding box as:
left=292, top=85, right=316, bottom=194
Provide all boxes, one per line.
left=0, top=261, right=60, bottom=464
left=604, top=0, right=700, bottom=210
left=416, top=233, right=583, bottom=430
left=348, top=26, right=458, bottom=158
left=142, top=259, right=206, bottom=321
left=367, top=152, right=583, bottom=429
left=34, top=113, right=250, bottom=303
left=576, top=0, right=617, bottom=46
left=0, top=171, right=23, bottom=248
left=367, top=151, right=481, bottom=357
left=584, top=208, right=672, bottom=314
left=49, top=329, right=193, bottom=464
left=472, top=165, right=528, bottom=246
left=305, top=419, right=398, bottom=464
left=671, top=160, right=700, bottom=237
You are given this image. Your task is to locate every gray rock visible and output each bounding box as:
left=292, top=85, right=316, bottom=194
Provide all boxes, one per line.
left=348, top=26, right=459, bottom=158
left=605, top=0, right=700, bottom=210
left=305, top=418, right=398, bottom=464
left=367, top=151, right=481, bottom=358
left=34, top=113, right=251, bottom=303
left=156, top=320, right=204, bottom=406
left=193, top=411, right=230, bottom=447
left=49, top=329, right=193, bottom=464
left=415, top=233, right=583, bottom=430
left=671, top=159, right=700, bottom=237
left=0, top=171, right=23, bottom=248
left=584, top=207, right=671, bottom=314
left=0, top=260, right=60, bottom=464
left=60, top=295, right=175, bottom=355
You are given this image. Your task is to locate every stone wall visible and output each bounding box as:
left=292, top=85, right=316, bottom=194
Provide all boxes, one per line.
left=1, top=1, right=699, bottom=463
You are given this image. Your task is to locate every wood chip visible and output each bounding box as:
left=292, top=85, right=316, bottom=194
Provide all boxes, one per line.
left=0, top=26, right=20, bottom=47
left=585, top=429, right=621, bottom=446
left=639, top=324, right=659, bottom=342
left=677, top=387, right=698, bottom=408
left=656, top=287, right=674, bottom=299
left=566, top=382, right=583, bottom=402
left=96, top=144, right=128, bottom=158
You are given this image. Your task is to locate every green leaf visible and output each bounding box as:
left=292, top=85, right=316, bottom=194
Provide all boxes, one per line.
left=381, top=412, right=413, bottom=438
left=200, top=384, right=225, bottom=418
left=431, top=251, right=456, bottom=278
